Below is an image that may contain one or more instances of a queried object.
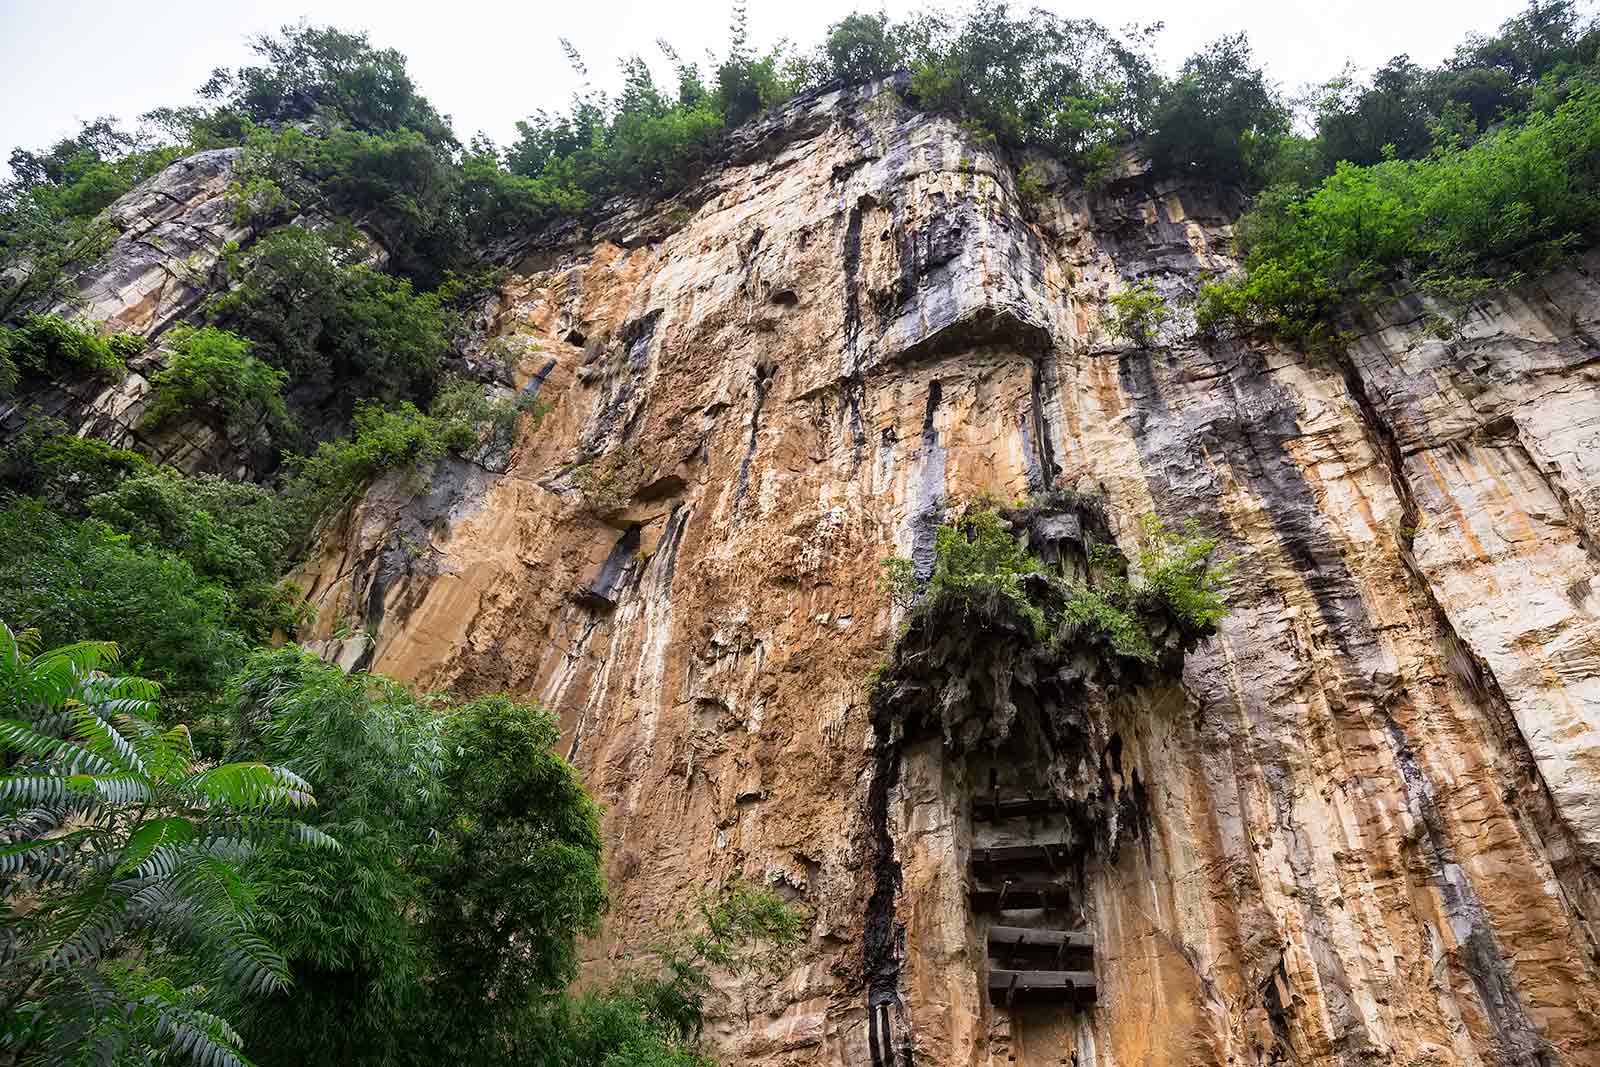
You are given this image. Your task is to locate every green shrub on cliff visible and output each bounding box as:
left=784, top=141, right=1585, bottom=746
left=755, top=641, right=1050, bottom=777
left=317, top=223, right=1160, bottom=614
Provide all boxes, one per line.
left=1103, top=282, right=1173, bottom=346
left=881, top=505, right=1228, bottom=666
left=145, top=326, right=295, bottom=440
left=918, top=508, right=1051, bottom=638
left=207, top=226, right=453, bottom=404
left=1198, top=85, right=1600, bottom=339
left=0, top=314, right=137, bottom=394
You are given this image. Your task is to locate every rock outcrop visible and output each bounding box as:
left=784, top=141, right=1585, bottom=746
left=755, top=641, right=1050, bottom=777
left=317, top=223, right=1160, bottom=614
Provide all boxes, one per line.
left=38, top=79, right=1600, bottom=1066
left=0, top=148, right=259, bottom=472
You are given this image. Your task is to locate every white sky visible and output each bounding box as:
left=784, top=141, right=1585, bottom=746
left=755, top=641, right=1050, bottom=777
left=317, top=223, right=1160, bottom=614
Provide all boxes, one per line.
left=0, top=0, right=1534, bottom=165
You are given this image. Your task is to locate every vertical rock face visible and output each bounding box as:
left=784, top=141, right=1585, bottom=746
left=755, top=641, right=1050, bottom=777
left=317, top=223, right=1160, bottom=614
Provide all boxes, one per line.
left=77, top=80, right=1597, bottom=1065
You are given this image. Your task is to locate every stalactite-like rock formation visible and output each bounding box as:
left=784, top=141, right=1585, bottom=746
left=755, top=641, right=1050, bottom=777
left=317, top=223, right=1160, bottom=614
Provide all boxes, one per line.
left=31, top=76, right=1600, bottom=1066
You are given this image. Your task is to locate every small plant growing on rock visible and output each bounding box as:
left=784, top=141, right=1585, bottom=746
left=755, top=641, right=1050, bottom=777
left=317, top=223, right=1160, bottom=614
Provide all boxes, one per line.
left=880, top=556, right=918, bottom=611
left=1014, top=161, right=1047, bottom=213
left=573, top=445, right=644, bottom=516
left=1104, top=282, right=1173, bottom=347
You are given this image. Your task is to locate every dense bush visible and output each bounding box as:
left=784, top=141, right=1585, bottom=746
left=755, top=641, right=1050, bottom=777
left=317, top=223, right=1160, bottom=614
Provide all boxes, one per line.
left=883, top=505, right=1229, bottom=663
left=145, top=325, right=294, bottom=440
left=0, top=498, right=247, bottom=697
left=87, top=469, right=299, bottom=619
left=1145, top=34, right=1288, bottom=186
left=0, top=417, right=153, bottom=509
left=222, top=648, right=610, bottom=1066
left=1103, top=282, right=1173, bottom=346
left=207, top=226, right=452, bottom=404
left=1309, top=0, right=1599, bottom=172
left=197, top=24, right=457, bottom=149
left=901, top=3, right=1160, bottom=171
left=1198, top=86, right=1600, bottom=339
left=0, top=314, right=137, bottom=394
left=279, top=399, right=478, bottom=524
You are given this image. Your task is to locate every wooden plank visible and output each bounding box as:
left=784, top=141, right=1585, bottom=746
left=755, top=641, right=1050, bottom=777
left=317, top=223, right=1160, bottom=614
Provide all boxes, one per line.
left=971, top=842, right=1074, bottom=874
left=986, top=926, right=1094, bottom=951
left=969, top=880, right=1072, bottom=911
left=987, top=968, right=1098, bottom=1004
left=972, top=795, right=1065, bottom=822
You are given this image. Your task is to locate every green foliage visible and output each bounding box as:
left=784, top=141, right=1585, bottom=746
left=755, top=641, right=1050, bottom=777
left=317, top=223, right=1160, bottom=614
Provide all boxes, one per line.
left=0, top=314, right=135, bottom=394
left=1309, top=1, right=1599, bottom=172
left=1145, top=34, right=1289, bottom=187
left=221, top=647, right=447, bottom=1067
left=0, top=498, right=248, bottom=697
left=206, top=226, right=453, bottom=404
left=222, top=649, right=608, bottom=1067
left=198, top=25, right=456, bottom=148
left=86, top=469, right=303, bottom=640
left=918, top=508, right=1050, bottom=639
left=0, top=622, right=332, bottom=1067
left=1200, top=85, right=1600, bottom=339
left=1128, top=514, right=1232, bottom=636
left=1060, top=517, right=1232, bottom=663
left=1, top=120, right=179, bottom=321
left=0, top=417, right=153, bottom=511
left=882, top=506, right=1229, bottom=668
left=819, top=12, right=903, bottom=84
left=430, top=373, right=547, bottom=441
left=880, top=556, right=918, bottom=611
left=145, top=326, right=294, bottom=441
left=280, top=400, right=478, bottom=525
left=418, top=694, right=609, bottom=1062
left=1103, top=282, right=1173, bottom=346
left=523, top=884, right=802, bottom=1067
left=900, top=2, right=1160, bottom=171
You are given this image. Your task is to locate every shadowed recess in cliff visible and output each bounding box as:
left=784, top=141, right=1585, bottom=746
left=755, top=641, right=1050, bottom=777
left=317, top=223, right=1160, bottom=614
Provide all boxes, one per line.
left=579, top=524, right=642, bottom=610
left=580, top=309, right=663, bottom=459
left=909, top=380, right=944, bottom=581
left=733, top=361, right=777, bottom=513
left=1024, top=355, right=1062, bottom=493
left=862, top=498, right=1227, bottom=1054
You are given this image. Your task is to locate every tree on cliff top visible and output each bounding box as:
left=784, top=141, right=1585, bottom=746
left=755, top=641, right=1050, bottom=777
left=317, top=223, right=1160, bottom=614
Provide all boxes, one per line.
left=199, top=24, right=457, bottom=149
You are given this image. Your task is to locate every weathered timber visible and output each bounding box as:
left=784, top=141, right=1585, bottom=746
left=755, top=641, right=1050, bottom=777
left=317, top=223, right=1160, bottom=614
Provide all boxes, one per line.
left=987, top=968, right=1098, bottom=1006
left=971, top=794, right=1067, bottom=822
left=971, top=842, right=1074, bottom=874
left=969, top=879, right=1072, bottom=911
left=986, top=925, right=1094, bottom=966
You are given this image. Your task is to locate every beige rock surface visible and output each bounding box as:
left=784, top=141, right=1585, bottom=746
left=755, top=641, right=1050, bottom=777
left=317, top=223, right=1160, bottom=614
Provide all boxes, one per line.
left=64, top=81, right=1596, bottom=1066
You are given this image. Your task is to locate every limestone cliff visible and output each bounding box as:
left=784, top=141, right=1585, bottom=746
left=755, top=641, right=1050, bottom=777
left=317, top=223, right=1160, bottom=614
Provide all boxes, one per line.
left=34, top=79, right=1600, bottom=1066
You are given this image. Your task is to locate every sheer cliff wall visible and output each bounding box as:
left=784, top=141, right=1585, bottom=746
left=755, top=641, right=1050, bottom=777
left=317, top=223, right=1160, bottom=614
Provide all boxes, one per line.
left=33, top=79, right=1600, bottom=1066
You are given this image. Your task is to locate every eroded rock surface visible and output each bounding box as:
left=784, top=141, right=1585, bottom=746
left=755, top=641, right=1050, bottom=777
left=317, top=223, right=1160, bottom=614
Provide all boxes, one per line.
left=0, top=148, right=260, bottom=473
left=55, top=80, right=1600, bottom=1066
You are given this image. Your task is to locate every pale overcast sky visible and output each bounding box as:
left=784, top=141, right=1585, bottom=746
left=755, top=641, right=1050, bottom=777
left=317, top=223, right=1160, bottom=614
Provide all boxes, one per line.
left=0, top=0, right=1536, bottom=165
